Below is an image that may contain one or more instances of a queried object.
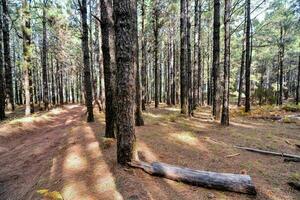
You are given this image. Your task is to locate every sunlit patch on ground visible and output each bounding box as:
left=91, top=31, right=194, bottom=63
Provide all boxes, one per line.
left=164, top=107, right=181, bottom=112
left=171, top=131, right=198, bottom=145
left=143, top=112, right=163, bottom=119
left=49, top=108, right=65, bottom=115
left=95, top=176, right=117, bottom=193
left=64, top=145, right=87, bottom=173
left=62, top=181, right=93, bottom=200
left=169, top=131, right=208, bottom=152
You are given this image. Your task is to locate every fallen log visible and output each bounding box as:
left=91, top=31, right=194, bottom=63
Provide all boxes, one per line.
left=283, top=158, right=300, bottom=162
left=234, top=146, right=300, bottom=159
left=128, top=161, right=256, bottom=195
left=288, top=182, right=300, bottom=191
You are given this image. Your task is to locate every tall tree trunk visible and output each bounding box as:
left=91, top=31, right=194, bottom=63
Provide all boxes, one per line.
left=13, top=39, right=18, bottom=105
left=22, top=0, right=34, bottom=115
left=51, top=54, right=56, bottom=105
left=187, top=0, right=192, bottom=116
left=94, top=2, right=104, bottom=110
left=296, top=55, right=300, bottom=105
left=237, top=6, right=246, bottom=107
left=197, top=2, right=203, bottom=106
left=278, top=25, right=284, bottom=106
left=221, top=0, right=231, bottom=126
left=212, top=0, right=221, bottom=119
left=57, top=61, right=63, bottom=105
left=135, top=0, right=144, bottom=126
left=180, top=0, right=188, bottom=114
left=2, top=0, right=14, bottom=111
left=100, top=0, right=116, bottom=137
left=0, top=4, right=4, bottom=120
left=42, top=1, right=49, bottom=110
left=171, top=41, right=176, bottom=105
left=193, top=0, right=199, bottom=109
left=244, top=0, right=251, bottom=112
left=153, top=0, right=159, bottom=108
left=207, top=31, right=211, bottom=105
left=114, top=0, right=137, bottom=165
left=80, top=0, right=94, bottom=122
left=141, top=0, right=147, bottom=111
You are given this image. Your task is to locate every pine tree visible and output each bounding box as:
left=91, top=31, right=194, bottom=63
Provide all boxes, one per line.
left=244, top=0, right=251, bottom=112
left=100, top=0, right=116, bottom=137
left=221, top=0, right=231, bottom=126
left=80, top=0, right=94, bottom=122
left=114, top=0, right=137, bottom=165
left=0, top=3, right=4, bottom=120
left=212, top=0, right=221, bottom=119
left=180, top=0, right=188, bottom=114
left=2, top=0, right=14, bottom=111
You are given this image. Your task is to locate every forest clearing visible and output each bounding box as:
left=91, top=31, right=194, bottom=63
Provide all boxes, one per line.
left=0, top=0, right=299, bottom=199
left=0, top=104, right=299, bottom=199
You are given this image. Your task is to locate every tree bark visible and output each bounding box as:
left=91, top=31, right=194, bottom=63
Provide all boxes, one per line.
left=22, top=0, right=34, bottom=115
left=237, top=6, right=247, bottom=107
left=100, top=0, right=116, bottom=137
left=135, top=0, right=144, bottom=126
left=221, top=0, right=231, bottom=126
left=171, top=41, right=176, bottom=105
left=153, top=0, right=159, bottom=108
left=244, top=0, right=251, bottom=112
left=278, top=25, right=284, bottom=106
left=187, top=0, right=192, bottom=116
left=180, top=0, right=188, bottom=114
left=2, top=0, right=14, bottom=111
left=296, top=55, right=300, bottom=105
left=141, top=0, right=147, bottom=111
left=114, top=0, right=137, bottom=165
left=0, top=4, right=4, bottom=120
left=129, top=161, right=257, bottom=195
left=193, top=0, right=199, bottom=109
left=212, top=0, right=221, bottom=119
left=51, top=54, right=56, bottom=105
left=197, top=2, right=203, bottom=106
left=80, top=0, right=94, bottom=122
left=42, top=1, right=49, bottom=110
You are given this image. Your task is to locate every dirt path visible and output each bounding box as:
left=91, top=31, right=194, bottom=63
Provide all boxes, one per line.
left=0, top=104, right=299, bottom=200
left=0, top=105, right=83, bottom=200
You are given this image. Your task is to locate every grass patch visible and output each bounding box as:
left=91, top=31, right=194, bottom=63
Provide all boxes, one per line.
left=282, top=104, right=300, bottom=112
left=289, top=173, right=300, bottom=182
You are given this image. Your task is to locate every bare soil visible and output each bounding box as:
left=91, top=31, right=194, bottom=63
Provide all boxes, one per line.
left=0, top=104, right=299, bottom=200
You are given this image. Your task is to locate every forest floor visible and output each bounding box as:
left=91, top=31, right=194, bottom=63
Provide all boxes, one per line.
left=0, top=104, right=299, bottom=200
